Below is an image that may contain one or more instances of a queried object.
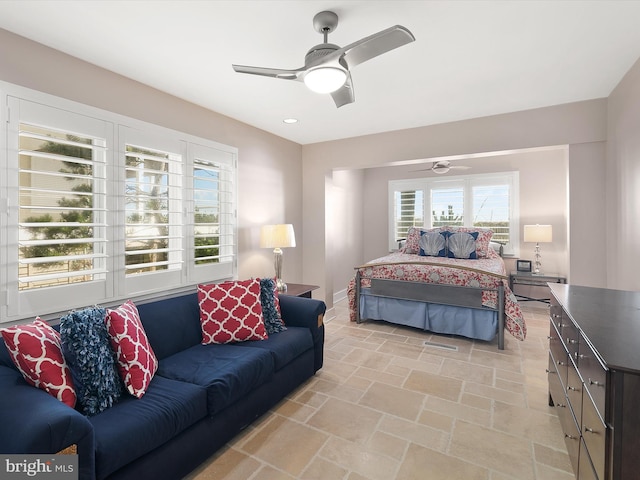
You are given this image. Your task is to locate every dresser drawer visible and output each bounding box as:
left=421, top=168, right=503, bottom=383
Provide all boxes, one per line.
left=579, top=438, right=599, bottom=480
left=578, top=335, right=607, bottom=420
left=566, top=360, right=583, bottom=425
left=562, top=319, right=580, bottom=358
left=582, top=392, right=606, bottom=480
left=549, top=320, right=568, bottom=387
left=548, top=353, right=565, bottom=406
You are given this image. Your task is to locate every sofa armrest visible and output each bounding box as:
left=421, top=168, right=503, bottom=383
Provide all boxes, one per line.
left=0, top=366, right=96, bottom=480
left=279, top=295, right=326, bottom=372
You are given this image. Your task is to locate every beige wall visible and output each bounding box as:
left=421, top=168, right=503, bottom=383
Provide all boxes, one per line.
left=303, top=101, right=608, bottom=306
left=607, top=56, right=640, bottom=291
left=0, top=28, right=304, bottom=284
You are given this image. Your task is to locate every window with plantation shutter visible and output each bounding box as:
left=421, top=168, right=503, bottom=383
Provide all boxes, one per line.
left=389, top=172, right=519, bottom=255
left=124, top=144, right=183, bottom=276
left=2, top=84, right=237, bottom=323
left=188, top=144, right=236, bottom=283
left=18, top=123, right=107, bottom=289
left=393, top=189, right=424, bottom=243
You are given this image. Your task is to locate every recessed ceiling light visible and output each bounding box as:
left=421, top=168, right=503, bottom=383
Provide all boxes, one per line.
left=283, top=118, right=298, bottom=124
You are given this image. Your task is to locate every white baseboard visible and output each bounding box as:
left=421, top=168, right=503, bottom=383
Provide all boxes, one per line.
left=333, top=287, right=347, bottom=304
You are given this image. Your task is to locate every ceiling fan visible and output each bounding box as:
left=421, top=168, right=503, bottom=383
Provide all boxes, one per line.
left=426, top=161, right=471, bottom=174
left=232, top=11, right=415, bottom=108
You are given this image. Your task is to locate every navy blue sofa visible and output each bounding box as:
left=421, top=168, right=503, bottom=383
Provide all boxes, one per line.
left=0, top=291, right=326, bottom=480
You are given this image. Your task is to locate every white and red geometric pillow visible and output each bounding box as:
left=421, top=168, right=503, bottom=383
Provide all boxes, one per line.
left=0, top=318, right=76, bottom=408
left=198, top=279, right=268, bottom=344
left=106, top=300, right=158, bottom=399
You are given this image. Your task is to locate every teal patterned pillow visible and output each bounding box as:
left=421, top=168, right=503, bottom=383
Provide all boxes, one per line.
left=260, top=278, right=286, bottom=334
left=60, top=306, right=123, bottom=416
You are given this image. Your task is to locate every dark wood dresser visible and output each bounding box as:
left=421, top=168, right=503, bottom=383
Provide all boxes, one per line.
left=548, top=283, right=640, bottom=480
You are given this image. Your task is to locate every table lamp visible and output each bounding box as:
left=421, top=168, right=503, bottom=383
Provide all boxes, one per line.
left=523, top=224, right=552, bottom=274
left=260, top=224, right=296, bottom=292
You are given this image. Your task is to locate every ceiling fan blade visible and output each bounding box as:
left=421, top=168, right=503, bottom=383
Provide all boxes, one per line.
left=330, top=73, right=355, bottom=108
left=232, top=64, right=303, bottom=81
left=337, top=25, right=415, bottom=69
left=450, top=165, right=471, bottom=170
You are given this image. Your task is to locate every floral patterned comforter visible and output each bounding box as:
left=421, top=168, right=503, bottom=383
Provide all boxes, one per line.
left=347, top=250, right=526, bottom=341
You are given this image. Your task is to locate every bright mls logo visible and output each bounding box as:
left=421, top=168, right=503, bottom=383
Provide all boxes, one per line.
left=1, top=455, right=78, bottom=479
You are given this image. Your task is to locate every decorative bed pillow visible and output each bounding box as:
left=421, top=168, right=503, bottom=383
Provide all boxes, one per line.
left=446, top=226, right=493, bottom=258
left=1, top=318, right=76, bottom=408
left=418, top=230, right=448, bottom=257
left=106, top=300, right=158, bottom=399
left=198, top=279, right=268, bottom=344
left=260, top=278, right=286, bottom=334
left=447, top=231, right=479, bottom=259
left=403, top=227, right=445, bottom=254
left=60, top=307, right=123, bottom=416
left=401, top=227, right=421, bottom=254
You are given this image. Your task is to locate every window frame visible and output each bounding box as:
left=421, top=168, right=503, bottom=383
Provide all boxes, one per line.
left=0, top=81, right=238, bottom=323
left=389, top=172, right=520, bottom=255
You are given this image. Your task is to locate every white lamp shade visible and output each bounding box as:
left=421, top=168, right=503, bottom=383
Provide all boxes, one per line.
left=523, top=224, right=553, bottom=243
left=303, top=67, right=347, bottom=93
left=260, top=224, right=296, bottom=249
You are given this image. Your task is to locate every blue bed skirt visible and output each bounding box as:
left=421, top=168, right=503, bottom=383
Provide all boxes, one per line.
left=359, top=288, right=498, bottom=342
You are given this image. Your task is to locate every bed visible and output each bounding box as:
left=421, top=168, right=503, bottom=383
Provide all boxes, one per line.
left=347, top=227, right=526, bottom=350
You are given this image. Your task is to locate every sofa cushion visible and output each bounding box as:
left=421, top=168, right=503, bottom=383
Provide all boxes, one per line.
left=234, top=327, right=313, bottom=371
left=157, top=344, right=274, bottom=415
left=1, top=318, right=77, bottom=408
left=88, top=375, right=207, bottom=480
left=136, top=292, right=202, bottom=361
left=60, top=307, right=123, bottom=416
left=106, top=300, right=158, bottom=398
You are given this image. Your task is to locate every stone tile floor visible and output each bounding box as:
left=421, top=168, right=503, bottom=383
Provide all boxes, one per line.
left=185, top=300, right=573, bottom=480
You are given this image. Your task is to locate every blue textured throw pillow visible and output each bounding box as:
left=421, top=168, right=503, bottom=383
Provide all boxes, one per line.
left=260, top=278, right=286, bottom=334
left=60, top=306, right=123, bottom=416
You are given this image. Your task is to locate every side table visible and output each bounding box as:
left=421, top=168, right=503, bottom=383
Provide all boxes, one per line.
left=508, top=271, right=566, bottom=304
left=279, top=283, right=319, bottom=298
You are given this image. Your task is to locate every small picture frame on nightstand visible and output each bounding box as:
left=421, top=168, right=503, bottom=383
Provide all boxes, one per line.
left=517, top=260, right=532, bottom=272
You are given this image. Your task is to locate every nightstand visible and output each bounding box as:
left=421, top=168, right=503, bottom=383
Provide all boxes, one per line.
left=509, top=271, right=566, bottom=303
left=279, top=283, right=319, bottom=298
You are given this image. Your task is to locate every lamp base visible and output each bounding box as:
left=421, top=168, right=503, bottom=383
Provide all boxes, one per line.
left=275, top=279, right=287, bottom=292
left=273, top=248, right=287, bottom=292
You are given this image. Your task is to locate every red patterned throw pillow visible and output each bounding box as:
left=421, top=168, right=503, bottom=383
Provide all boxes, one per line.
left=1, top=318, right=76, bottom=408
left=198, top=279, right=268, bottom=344
left=106, top=300, right=158, bottom=398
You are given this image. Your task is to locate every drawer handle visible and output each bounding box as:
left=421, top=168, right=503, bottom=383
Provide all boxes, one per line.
left=567, top=386, right=580, bottom=392
left=545, top=368, right=556, bottom=374
left=557, top=361, right=566, bottom=366
left=564, top=433, right=576, bottom=440
left=566, top=338, right=578, bottom=345
left=589, top=378, right=604, bottom=387
left=584, top=426, right=597, bottom=434
left=574, top=352, right=585, bottom=360
left=551, top=313, right=561, bottom=319
left=556, top=402, right=566, bottom=408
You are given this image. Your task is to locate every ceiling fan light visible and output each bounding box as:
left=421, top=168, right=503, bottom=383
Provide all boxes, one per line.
left=304, top=67, right=347, bottom=94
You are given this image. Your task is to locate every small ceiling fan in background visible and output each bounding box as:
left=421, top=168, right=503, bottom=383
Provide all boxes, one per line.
left=417, top=161, right=472, bottom=174
left=232, top=11, right=415, bottom=107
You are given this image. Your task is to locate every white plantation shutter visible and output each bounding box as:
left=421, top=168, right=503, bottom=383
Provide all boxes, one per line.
left=188, top=143, right=236, bottom=284
left=2, top=86, right=238, bottom=323
left=6, top=97, right=113, bottom=318
left=18, top=124, right=108, bottom=288
left=124, top=144, right=183, bottom=275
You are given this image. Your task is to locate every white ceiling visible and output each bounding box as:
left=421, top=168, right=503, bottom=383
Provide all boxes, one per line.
left=1, top=1, right=640, bottom=145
